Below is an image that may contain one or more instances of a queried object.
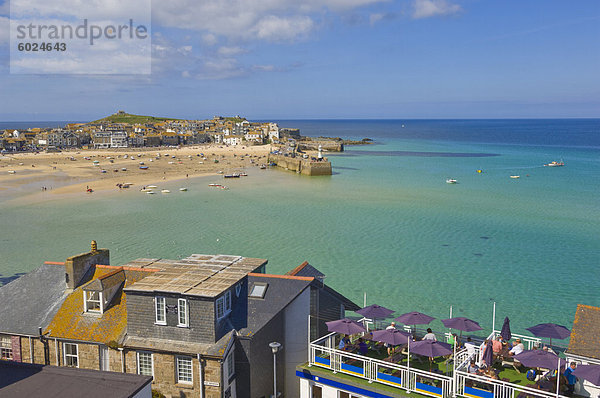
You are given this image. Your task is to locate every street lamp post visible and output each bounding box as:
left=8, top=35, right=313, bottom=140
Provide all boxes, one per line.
left=269, top=341, right=282, bottom=398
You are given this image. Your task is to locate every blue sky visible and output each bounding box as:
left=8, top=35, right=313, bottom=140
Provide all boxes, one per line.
left=0, top=0, right=599, bottom=120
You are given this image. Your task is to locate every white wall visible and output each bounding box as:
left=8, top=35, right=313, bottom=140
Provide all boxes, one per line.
left=284, top=288, right=310, bottom=397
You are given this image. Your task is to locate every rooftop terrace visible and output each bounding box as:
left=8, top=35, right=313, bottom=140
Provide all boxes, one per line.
left=124, top=254, right=267, bottom=297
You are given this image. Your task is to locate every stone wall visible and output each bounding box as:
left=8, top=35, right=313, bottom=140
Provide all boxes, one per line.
left=269, top=154, right=332, bottom=176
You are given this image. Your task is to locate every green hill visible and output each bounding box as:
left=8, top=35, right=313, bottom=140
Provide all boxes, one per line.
left=92, top=112, right=179, bottom=124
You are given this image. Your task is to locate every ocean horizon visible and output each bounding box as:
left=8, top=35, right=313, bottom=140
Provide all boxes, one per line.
left=1, top=118, right=598, bottom=338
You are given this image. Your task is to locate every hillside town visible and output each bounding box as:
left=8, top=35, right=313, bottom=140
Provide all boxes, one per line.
left=0, top=111, right=302, bottom=152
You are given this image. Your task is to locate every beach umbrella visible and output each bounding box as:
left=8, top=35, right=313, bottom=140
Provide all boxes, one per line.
left=372, top=328, right=411, bottom=346
left=500, top=317, right=512, bottom=341
left=526, top=323, right=570, bottom=347
left=573, top=364, right=600, bottom=386
left=356, top=304, right=395, bottom=319
left=513, top=350, right=566, bottom=370
left=482, top=340, right=494, bottom=367
left=441, top=317, right=483, bottom=332
left=395, top=311, right=435, bottom=325
left=409, top=340, right=453, bottom=358
left=356, top=304, right=394, bottom=330
left=326, top=318, right=367, bottom=335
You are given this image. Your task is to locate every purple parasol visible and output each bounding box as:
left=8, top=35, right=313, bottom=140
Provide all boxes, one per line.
left=356, top=304, right=395, bottom=319
left=526, top=323, right=571, bottom=340
left=573, top=364, right=600, bottom=386
left=326, top=318, right=367, bottom=335
left=395, top=311, right=435, bottom=326
left=500, top=317, right=512, bottom=341
left=409, top=340, right=453, bottom=358
left=372, top=328, right=411, bottom=346
left=513, top=350, right=566, bottom=370
left=441, top=317, right=483, bottom=332
left=482, top=340, right=494, bottom=367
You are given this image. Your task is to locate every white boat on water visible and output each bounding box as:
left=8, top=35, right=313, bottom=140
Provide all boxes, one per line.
left=147, top=185, right=158, bottom=189
left=510, top=175, right=520, bottom=179
left=544, top=160, right=564, bottom=167
left=161, top=189, right=170, bottom=193
left=179, top=188, right=188, bottom=191
left=146, top=190, right=155, bottom=194
left=446, top=178, right=457, bottom=184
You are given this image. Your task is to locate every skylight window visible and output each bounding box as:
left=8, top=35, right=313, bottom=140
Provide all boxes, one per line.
left=249, top=283, right=268, bottom=299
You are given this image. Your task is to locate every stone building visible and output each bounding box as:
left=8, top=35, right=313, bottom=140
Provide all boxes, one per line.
left=0, top=243, right=358, bottom=397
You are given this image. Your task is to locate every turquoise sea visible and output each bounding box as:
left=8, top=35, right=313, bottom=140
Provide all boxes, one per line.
left=1, top=119, right=599, bottom=337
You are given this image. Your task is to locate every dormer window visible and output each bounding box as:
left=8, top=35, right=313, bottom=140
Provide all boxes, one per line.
left=84, top=290, right=103, bottom=313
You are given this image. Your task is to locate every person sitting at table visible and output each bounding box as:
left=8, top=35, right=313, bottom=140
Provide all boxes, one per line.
left=385, top=322, right=397, bottom=355
left=508, top=338, right=524, bottom=356
left=357, top=338, right=369, bottom=355
left=423, top=328, right=437, bottom=341
left=543, top=345, right=556, bottom=355
left=464, top=337, right=477, bottom=356
left=468, top=360, right=481, bottom=374
left=338, top=334, right=351, bottom=351
left=492, top=336, right=503, bottom=355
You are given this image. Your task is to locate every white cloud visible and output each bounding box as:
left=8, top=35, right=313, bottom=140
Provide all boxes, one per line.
left=0, top=16, right=8, bottom=45
left=217, top=46, right=245, bottom=56
left=412, top=0, right=461, bottom=19
left=202, top=33, right=218, bottom=46
left=252, top=15, right=313, bottom=42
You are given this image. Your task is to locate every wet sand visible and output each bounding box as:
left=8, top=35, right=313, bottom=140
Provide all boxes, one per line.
left=0, top=144, right=272, bottom=199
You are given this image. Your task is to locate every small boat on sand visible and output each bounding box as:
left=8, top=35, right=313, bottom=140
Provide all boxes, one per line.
left=446, top=178, right=457, bottom=184
left=147, top=185, right=158, bottom=189
left=208, top=183, right=221, bottom=187
left=161, top=189, right=170, bottom=193
left=139, top=166, right=148, bottom=170
left=224, top=174, right=240, bottom=178
left=8, top=170, right=15, bottom=174
left=146, top=190, right=155, bottom=194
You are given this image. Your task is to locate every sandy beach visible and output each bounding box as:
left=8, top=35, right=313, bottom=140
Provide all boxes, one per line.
left=0, top=144, right=272, bottom=199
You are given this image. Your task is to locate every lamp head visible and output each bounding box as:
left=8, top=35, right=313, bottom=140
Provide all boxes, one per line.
left=269, top=341, right=282, bottom=354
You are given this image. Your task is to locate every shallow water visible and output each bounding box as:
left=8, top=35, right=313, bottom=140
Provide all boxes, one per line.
left=1, top=119, right=598, bottom=336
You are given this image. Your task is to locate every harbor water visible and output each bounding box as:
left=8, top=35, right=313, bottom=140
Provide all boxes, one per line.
left=0, top=119, right=598, bottom=336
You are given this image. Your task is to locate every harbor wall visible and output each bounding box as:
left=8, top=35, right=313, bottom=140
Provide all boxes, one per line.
left=269, top=154, right=332, bottom=176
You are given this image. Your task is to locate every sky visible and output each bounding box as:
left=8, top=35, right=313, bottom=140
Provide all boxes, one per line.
left=0, top=0, right=599, bottom=121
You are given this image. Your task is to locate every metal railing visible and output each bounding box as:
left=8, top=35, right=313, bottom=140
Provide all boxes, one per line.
left=309, top=332, right=578, bottom=398
left=310, top=334, right=454, bottom=398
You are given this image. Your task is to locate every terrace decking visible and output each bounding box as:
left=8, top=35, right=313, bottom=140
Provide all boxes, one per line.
left=307, top=329, right=581, bottom=398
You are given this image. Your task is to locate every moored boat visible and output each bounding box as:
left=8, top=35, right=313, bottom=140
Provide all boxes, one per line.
left=544, top=160, right=564, bottom=167
left=179, top=188, right=188, bottom=191
left=510, top=175, right=520, bottom=179
left=446, top=178, right=457, bottom=184
left=161, top=189, right=170, bottom=193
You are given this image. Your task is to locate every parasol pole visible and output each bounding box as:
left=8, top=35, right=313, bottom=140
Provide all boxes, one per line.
left=555, top=356, right=560, bottom=398
left=492, top=302, right=496, bottom=334
left=407, top=338, right=410, bottom=371
left=364, top=292, right=367, bottom=308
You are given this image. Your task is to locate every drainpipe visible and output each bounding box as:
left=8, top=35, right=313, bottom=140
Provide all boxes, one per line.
left=197, top=354, right=205, bottom=398
left=54, top=338, right=59, bottom=365
left=29, top=336, right=33, bottom=363
left=118, top=348, right=125, bottom=373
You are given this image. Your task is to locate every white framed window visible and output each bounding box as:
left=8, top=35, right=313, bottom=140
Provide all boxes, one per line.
left=137, top=351, right=153, bottom=377
left=226, top=351, right=235, bottom=378
left=63, top=343, right=79, bottom=367
left=100, top=346, right=109, bottom=371
left=155, top=296, right=166, bottom=325
left=177, top=298, right=188, bottom=327
left=0, top=335, right=12, bottom=360
left=176, top=356, right=193, bottom=384
left=216, top=290, right=232, bottom=320
left=84, top=290, right=102, bottom=313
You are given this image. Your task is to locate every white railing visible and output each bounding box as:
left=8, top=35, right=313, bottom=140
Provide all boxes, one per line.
left=455, top=370, right=567, bottom=398
left=310, top=337, right=454, bottom=398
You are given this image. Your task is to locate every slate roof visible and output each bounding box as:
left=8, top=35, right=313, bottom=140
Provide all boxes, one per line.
left=0, top=263, right=68, bottom=336
left=124, top=254, right=267, bottom=297
left=567, top=304, right=600, bottom=360
left=241, top=273, right=314, bottom=335
left=286, top=261, right=326, bottom=279
left=45, top=266, right=154, bottom=344
left=123, top=329, right=235, bottom=358
left=0, top=361, right=152, bottom=398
